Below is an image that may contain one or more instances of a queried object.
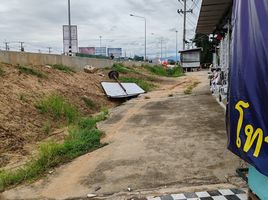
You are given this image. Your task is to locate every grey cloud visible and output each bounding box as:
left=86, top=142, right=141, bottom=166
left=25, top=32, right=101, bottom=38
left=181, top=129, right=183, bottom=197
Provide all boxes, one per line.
left=0, top=0, right=200, bottom=57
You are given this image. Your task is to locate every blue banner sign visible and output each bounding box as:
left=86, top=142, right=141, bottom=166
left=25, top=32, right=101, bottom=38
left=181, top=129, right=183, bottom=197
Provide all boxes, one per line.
left=227, top=0, right=268, bottom=176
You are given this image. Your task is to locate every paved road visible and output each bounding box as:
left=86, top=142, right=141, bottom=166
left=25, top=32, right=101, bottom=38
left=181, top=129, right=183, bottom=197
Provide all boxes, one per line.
left=2, top=71, right=244, bottom=200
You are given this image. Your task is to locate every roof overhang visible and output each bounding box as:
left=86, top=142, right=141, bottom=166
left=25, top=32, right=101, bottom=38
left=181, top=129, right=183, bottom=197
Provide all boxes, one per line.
left=196, top=0, right=233, bottom=34
left=179, top=48, right=203, bottom=54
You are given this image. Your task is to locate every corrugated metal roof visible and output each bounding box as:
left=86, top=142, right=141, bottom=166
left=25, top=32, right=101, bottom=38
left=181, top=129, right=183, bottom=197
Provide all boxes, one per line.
left=179, top=48, right=202, bottom=53
left=196, top=0, right=232, bottom=34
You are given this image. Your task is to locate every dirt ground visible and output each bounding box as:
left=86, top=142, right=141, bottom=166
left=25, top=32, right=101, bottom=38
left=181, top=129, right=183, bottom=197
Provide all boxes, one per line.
left=2, top=71, right=246, bottom=200
left=0, top=63, right=118, bottom=169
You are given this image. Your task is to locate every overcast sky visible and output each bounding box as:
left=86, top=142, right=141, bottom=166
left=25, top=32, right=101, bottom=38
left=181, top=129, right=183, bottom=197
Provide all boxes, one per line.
left=0, top=0, right=201, bottom=58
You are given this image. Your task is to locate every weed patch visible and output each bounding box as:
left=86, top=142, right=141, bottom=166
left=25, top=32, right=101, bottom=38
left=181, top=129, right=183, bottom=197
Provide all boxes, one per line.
left=42, top=123, right=51, bottom=135
left=143, top=65, right=184, bottom=77
left=36, top=94, right=79, bottom=124
left=120, top=77, right=155, bottom=92
left=184, top=81, right=200, bottom=95
left=81, top=97, right=96, bottom=109
left=0, top=110, right=108, bottom=190
left=51, top=64, right=76, bottom=73
left=0, top=67, right=5, bottom=76
left=19, top=94, right=29, bottom=103
left=18, top=66, right=47, bottom=78
left=112, top=63, right=138, bottom=74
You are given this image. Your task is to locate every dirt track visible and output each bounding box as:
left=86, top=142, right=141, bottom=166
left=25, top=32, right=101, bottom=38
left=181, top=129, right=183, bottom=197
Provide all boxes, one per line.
left=2, top=71, right=245, bottom=200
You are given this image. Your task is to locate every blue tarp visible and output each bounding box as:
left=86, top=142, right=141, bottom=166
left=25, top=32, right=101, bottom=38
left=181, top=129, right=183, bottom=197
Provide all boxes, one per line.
left=227, top=0, right=268, bottom=176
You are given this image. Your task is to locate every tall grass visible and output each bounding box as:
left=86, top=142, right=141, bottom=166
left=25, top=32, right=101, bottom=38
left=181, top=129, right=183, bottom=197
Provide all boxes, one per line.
left=0, top=110, right=108, bottom=190
left=81, top=96, right=96, bottom=109
left=36, top=94, right=79, bottom=124
left=143, top=64, right=184, bottom=77
left=119, top=77, right=155, bottom=92
left=112, top=63, right=137, bottom=74
left=51, top=64, right=76, bottom=73
left=184, top=81, right=201, bottom=95
left=19, top=66, right=47, bottom=78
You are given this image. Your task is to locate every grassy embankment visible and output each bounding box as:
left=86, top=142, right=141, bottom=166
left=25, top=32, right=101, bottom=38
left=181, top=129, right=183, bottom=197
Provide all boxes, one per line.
left=111, top=63, right=184, bottom=92
left=111, top=63, right=156, bottom=92
left=0, top=94, right=108, bottom=191
left=142, top=64, right=184, bottom=78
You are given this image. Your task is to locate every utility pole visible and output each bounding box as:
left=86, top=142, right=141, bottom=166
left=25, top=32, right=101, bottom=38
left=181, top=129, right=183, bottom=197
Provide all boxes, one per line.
left=177, top=0, right=193, bottom=50
left=19, top=42, right=24, bottom=52
left=160, top=38, right=163, bottom=60
left=183, top=0, right=186, bottom=50
left=48, top=47, right=52, bottom=54
left=145, top=18, right=147, bottom=61
left=68, top=0, right=72, bottom=56
left=99, top=36, right=102, bottom=48
left=4, top=42, right=9, bottom=51
left=176, top=30, right=178, bottom=62
left=165, top=45, right=167, bottom=59
left=130, top=14, right=147, bottom=61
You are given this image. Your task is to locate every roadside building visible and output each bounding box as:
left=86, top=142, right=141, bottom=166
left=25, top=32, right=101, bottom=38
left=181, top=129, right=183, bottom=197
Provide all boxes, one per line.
left=179, top=48, right=202, bottom=72
left=197, top=1, right=268, bottom=199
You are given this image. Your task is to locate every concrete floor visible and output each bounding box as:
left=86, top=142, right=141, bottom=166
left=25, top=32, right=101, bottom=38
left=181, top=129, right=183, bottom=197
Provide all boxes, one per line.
left=2, top=71, right=244, bottom=200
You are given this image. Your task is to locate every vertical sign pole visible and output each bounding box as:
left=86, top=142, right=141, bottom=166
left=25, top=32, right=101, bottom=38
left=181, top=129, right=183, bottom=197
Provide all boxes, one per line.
left=68, top=0, right=72, bottom=56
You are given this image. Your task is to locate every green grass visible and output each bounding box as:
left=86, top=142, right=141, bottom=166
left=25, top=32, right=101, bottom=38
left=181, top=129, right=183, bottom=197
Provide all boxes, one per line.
left=0, top=110, right=108, bottom=190
left=112, top=63, right=138, bottom=74
left=143, top=64, right=184, bottom=77
left=51, top=64, right=76, bottom=73
left=184, top=81, right=201, bottom=95
left=81, top=97, right=96, bottom=109
left=42, top=123, right=51, bottom=135
left=119, top=77, right=155, bottom=92
left=36, top=94, right=79, bottom=124
left=18, top=66, right=47, bottom=78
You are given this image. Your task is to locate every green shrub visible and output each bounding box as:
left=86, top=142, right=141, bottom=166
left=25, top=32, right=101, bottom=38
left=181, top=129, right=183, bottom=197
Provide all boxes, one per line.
left=120, top=77, right=155, bottom=92
left=51, top=64, right=76, bottom=73
left=19, top=66, right=47, bottom=78
left=36, top=94, right=79, bottom=124
left=167, top=67, right=184, bottom=77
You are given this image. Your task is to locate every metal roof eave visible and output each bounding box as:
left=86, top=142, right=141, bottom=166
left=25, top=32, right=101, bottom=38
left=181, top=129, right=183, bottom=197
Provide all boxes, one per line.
left=179, top=48, right=203, bottom=53
left=196, top=0, right=233, bottom=35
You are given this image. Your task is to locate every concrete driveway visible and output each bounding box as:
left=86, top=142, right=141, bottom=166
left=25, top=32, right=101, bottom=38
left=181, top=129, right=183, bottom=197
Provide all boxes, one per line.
left=2, top=71, right=244, bottom=200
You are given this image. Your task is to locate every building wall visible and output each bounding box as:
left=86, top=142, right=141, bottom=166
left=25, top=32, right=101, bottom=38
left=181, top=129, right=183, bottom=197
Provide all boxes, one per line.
left=0, top=51, right=147, bottom=70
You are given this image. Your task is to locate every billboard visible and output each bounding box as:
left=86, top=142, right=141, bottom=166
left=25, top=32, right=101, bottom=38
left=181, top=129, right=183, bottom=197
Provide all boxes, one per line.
left=79, top=47, right=95, bottom=55
left=95, top=47, right=106, bottom=56
left=107, top=48, right=122, bottom=58
left=63, top=25, right=78, bottom=54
